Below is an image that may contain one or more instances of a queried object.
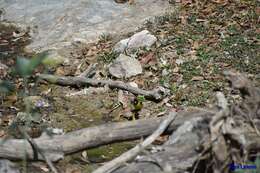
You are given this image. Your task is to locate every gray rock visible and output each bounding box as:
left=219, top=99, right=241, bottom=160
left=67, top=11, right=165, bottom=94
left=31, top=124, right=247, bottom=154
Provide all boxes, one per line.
left=114, top=30, right=157, bottom=53
left=0, top=0, right=169, bottom=51
left=127, top=30, right=157, bottom=50
left=109, top=54, right=142, bottom=78
left=114, top=38, right=130, bottom=53
left=0, top=159, right=20, bottom=173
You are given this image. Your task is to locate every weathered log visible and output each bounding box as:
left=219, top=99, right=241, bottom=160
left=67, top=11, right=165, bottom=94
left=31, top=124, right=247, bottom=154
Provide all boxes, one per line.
left=93, top=112, right=178, bottom=173
left=0, top=110, right=212, bottom=162
left=38, top=74, right=167, bottom=101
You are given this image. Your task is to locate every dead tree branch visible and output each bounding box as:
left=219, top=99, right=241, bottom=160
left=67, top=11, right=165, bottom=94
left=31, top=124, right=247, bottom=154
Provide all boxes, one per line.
left=0, top=110, right=211, bottom=162
left=38, top=74, right=167, bottom=101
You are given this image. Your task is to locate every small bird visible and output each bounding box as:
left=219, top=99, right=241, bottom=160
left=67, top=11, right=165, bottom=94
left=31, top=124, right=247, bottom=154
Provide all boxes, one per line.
left=105, top=95, right=144, bottom=121
left=130, top=95, right=144, bottom=120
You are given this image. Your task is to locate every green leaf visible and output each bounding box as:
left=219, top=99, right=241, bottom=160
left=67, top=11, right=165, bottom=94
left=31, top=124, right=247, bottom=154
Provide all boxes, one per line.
left=15, top=51, right=48, bottom=77
left=28, top=51, right=48, bottom=73
left=16, top=57, right=30, bottom=77
left=0, top=80, right=15, bottom=94
left=137, top=95, right=145, bottom=102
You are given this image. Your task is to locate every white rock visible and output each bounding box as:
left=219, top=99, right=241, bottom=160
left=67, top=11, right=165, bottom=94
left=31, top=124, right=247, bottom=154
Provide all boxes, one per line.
left=127, top=30, right=157, bottom=50
left=113, top=30, right=157, bottom=53
left=109, top=54, right=142, bottom=78
left=113, top=38, right=129, bottom=53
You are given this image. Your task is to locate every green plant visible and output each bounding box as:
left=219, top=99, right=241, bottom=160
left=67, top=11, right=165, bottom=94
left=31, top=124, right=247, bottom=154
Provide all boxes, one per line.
left=99, top=33, right=112, bottom=42
left=0, top=80, right=14, bottom=94
left=0, top=52, right=47, bottom=99
left=15, top=51, right=47, bottom=77
left=98, top=51, right=118, bottom=63
left=180, top=60, right=202, bottom=81
left=196, top=46, right=216, bottom=62
left=137, top=95, right=145, bottom=102
left=173, top=35, right=189, bottom=55
left=7, top=52, right=48, bottom=127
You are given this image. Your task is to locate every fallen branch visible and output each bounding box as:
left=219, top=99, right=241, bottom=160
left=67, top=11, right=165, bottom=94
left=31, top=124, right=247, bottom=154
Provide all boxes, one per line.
left=0, top=110, right=211, bottom=162
left=93, top=112, right=177, bottom=173
left=38, top=74, right=167, bottom=101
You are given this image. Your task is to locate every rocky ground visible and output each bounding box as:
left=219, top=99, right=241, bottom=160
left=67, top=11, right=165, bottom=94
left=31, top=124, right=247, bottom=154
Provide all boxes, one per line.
left=0, top=0, right=259, bottom=173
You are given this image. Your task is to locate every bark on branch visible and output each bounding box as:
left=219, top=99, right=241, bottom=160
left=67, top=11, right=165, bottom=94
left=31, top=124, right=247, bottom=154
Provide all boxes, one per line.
left=0, top=110, right=211, bottom=162
left=37, top=74, right=167, bottom=101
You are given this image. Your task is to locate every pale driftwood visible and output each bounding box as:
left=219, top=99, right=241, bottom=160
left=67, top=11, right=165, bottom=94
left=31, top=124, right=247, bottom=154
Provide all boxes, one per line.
left=38, top=74, right=166, bottom=101
left=0, top=110, right=212, bottom=162
left=93, top=112, right=177, bottom=173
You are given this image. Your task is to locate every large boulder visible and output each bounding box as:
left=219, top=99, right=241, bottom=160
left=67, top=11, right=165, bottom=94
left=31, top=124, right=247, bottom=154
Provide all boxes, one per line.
left=0, top=0, right=169, bottom=51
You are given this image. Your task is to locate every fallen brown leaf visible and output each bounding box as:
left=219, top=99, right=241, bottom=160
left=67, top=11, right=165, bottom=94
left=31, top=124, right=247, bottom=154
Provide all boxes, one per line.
left=140, top=52, right=155, bottom=65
